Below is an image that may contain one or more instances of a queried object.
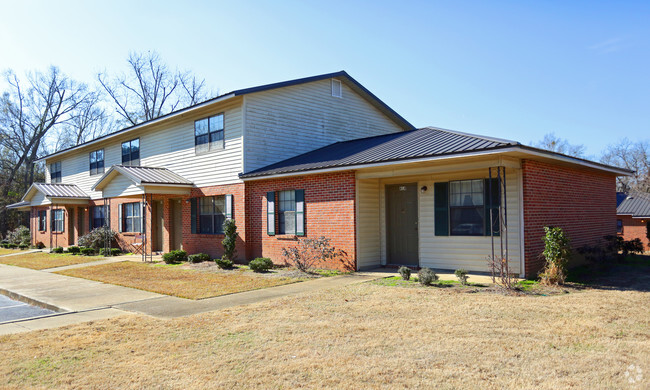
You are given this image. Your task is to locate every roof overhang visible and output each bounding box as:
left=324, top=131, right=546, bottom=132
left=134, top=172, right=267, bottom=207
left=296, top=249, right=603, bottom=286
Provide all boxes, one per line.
left=22, top=183, right=91, bottom=205
left=240, top=146, right=632, bottom=181
left=5, top=201, right=31, bottom=211
left=92, top=165, right=194, bottom=195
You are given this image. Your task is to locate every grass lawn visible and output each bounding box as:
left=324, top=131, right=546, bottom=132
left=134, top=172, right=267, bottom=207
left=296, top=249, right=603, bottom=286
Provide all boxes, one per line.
left=0, top=274, right=648, bottom=389
left=0, top=248, right=23, bottom=256
left=0, top=252, right=103, bottom=270
left=56, top=261, right=303, bottom=299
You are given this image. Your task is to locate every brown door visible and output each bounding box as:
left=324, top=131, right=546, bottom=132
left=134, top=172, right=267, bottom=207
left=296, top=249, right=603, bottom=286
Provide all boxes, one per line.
left=67, top=207, right=75, bottom=246
left=170, top=199, right=183, bottom=250
left=152, top=200, right=163, bottom=252
left=386, top=183, right=419, bottom=266
left=78, top=208, right=85, bottom=238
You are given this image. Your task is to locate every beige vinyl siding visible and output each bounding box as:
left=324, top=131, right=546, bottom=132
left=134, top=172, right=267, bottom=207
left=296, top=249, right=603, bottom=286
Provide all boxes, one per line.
left=356, top=178, right=381, bottom=269
left=356, top=158, right=523, bottom=275
left=101, top=174, right=142, bottom=198
left=243, top=78, right=406, bottom=173
left=45, top=98, right=244, bottom=199
left=30, top=191, right=48, bottom=206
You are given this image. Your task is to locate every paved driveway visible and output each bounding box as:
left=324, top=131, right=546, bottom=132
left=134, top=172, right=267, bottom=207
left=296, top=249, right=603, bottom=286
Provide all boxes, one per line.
left=0, top=294, right=54, bottom=322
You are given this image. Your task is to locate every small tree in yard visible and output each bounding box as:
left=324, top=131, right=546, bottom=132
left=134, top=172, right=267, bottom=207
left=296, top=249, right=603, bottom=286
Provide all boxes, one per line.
left=281, top=236, right=340, bottom=273
left=539, top=226, right=572, bottom=285
left=221, top=219, right=238, bottom=262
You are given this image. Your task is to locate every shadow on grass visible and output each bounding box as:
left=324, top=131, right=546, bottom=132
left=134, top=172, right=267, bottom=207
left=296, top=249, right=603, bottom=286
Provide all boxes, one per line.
left=566, top=255, right=650, bottom=292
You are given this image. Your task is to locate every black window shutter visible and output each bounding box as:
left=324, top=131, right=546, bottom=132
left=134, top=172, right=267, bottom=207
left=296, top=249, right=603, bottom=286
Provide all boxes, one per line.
left=50, top=209, right=54, bottom=231
left=434, top=182, right=449, bottom=236
left=295, top=189, right=305, bottom=236
left=484, top=178, right=500, bottom=236
left=267, top=191, right=275, bottom=236
left=190, top=198, right=197, bottom=234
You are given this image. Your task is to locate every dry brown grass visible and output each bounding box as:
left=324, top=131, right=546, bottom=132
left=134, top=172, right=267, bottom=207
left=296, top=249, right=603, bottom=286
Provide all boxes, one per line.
left=0, top=281, right=648, bottom=389
left=0, top=248, right=22, bottom=256
left=0, top=252, right=103, bottom=270
left=56, top=261, right=302, bottom=299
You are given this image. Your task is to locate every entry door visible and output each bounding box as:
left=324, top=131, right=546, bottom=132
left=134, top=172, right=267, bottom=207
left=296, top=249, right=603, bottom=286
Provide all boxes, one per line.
left=170, top=200, right=183, bottom=250
left=67, top=208, right=75, bottom=246
left=386, top=183, right=419, bottom=265
left=152, top=200, right=163, bottom=252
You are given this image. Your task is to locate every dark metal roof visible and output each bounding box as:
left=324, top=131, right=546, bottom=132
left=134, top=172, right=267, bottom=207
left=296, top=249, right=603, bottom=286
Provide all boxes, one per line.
left=240, top=127, right=519, bottom=178
left=92, top=165, right=193, bottom=190
left=37, top=71, right=413, bottom=162
left=617, top=192, right=650, bottom=218
left=28, top=183, right=90, bottom=199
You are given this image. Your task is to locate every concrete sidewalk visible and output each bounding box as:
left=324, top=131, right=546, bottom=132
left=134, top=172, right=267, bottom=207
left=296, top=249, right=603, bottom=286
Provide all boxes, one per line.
left=0, top=263, right=381, bottom=335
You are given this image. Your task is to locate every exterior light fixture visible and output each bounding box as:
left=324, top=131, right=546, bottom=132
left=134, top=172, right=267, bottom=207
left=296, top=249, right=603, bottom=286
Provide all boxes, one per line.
left=420, top=186, right=428, bottom=193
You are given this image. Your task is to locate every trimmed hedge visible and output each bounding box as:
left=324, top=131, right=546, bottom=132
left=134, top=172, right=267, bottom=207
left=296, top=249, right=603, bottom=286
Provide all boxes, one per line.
left=188, top=253, right=211, bottom=263
left=162, top=250, right=188, bottom=264
left=249, top=257, right=273, bottom=273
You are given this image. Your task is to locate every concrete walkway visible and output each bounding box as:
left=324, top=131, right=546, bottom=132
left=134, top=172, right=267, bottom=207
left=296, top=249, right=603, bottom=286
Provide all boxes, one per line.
left=0, top=262, right=381, bottom=335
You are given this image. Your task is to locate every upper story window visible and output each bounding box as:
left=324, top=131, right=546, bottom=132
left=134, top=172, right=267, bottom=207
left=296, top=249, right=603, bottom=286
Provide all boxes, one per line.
left=121, top=139, right=140, bottom=166
left=89, top=149, right=105, bottom=175
left=194, top=113, right=224, bottom=154
left=331, top=79, right=342, bottom=98
left=50, top=161, right=62, bottom=183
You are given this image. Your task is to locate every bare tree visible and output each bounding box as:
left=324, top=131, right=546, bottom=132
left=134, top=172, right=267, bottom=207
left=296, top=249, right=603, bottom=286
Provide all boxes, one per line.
left=98, top=51, right=210, bottom=126
left=601, top=138, right=650, bottom=193
left=0, top=66, right=95, bottom=233
left=56, top=91, right=115, bottom=150
left=532, top=132, right=586, bottom=158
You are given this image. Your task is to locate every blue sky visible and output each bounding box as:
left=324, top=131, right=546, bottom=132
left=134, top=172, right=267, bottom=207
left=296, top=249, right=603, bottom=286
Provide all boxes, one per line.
left=1, top=0, right=648, bottom=157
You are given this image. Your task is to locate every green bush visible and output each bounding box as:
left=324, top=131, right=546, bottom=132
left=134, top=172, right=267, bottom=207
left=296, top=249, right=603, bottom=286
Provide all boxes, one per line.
left=454, top=269, right=469, bottom=285
left=51, top=247, right=64, bottom=254
left=249, top=257, right=273, bottom=272
left=540, top=226, right=571, bottom=285
left=111, top=248, right=122, bottom=256
left=80, top=247, right=96, bottom=256
left=7, top=243, right=17, bottom=249
left=188, top=253, right=211, bottom=264
left=162, top=250, right=187, bottom=264
left=215, top=256, right=234, bottom=269
left=18, top=244, right=29, bottom=250
left=398, top=266, right=411, bottom=281
left=78, top=227, right=117, bottom=251
left=7, top=225, right=30, bottom=247
left=221, top=219, right=239, bottom=262
left=99, top=248, right=123, bottom=257
left=67, top=246, right=81, bottom=254
left=417, top=268, right=438, bottom=286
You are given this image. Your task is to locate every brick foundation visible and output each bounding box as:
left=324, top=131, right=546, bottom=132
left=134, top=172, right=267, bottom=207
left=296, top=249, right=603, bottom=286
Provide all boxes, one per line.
left=522, top=159, right=617, bottom=277
left=245, top=171, right=357, bottom=271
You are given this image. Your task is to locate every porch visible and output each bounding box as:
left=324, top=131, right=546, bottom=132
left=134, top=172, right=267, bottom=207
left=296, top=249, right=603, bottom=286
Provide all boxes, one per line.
left=355, top=156, right=524, bottom=276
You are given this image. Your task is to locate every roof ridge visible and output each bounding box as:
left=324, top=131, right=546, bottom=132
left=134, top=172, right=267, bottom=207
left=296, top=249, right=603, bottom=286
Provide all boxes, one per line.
left=423, top=126, right=519, bottom=145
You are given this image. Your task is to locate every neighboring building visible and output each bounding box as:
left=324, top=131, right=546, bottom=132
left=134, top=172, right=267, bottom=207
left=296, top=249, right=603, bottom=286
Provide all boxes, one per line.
left=617, top=192, right=650, bottom=250
left=7, top=71, right=631, bottom=278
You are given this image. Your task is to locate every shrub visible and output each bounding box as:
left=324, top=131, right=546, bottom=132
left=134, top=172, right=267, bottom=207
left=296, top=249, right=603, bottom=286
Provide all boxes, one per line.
left=418, top=268, right=438, bottom=286
left=221, top=219, right=239, bottom=262
left=67, top=246, right=81, bottom=254
left=7, top=243, right=17, bottom=249
left=162, top=250, right=187, bottom=264
left=249, top=257, right=273, bottom=272
left=78, top=227, right=117, bottom=251
left=215, top=256, right=234, bottom=269
left=99, top=247, right=123, bottom=257
left=539, top=226, right=571, bottom=285
left=35, top=241, right=45, bottom=249
left=455, top=269, right=469, bottom=285
left=18, top=244, right=29, bottom=250
left=398, top=266, right=411, bottom=281
left=7, top=225, right=30, bottom=247
left=51, top=246, right=64, bottom=254
left=188, top=253, right=211, bottom=263
left=281, top=236, right=341, bottom=273
left=80, top=247, right=96, bottom=256
left=111, top=248, right=122, bottom=256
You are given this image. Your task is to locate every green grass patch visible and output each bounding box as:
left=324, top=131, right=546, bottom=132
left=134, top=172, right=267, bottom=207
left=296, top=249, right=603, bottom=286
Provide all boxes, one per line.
left=373, top=276, right=485, bottom=288
left=516, top=279, right=539, bottom=291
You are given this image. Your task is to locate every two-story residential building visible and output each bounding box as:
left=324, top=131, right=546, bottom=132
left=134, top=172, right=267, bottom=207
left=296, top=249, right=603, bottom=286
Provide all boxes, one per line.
left=8, top=71, right=630, bottom=278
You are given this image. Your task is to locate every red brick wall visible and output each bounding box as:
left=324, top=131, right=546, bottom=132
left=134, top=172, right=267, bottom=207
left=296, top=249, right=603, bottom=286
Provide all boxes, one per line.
left=619, top=215, right=650, bottom=251
left=522, top=159, right=617, bottom=277
left=183, top=183, right=247, bottom=260
left=245, top=171, right=356, bottom=271
left=31, top=205, right=72, bottom=248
